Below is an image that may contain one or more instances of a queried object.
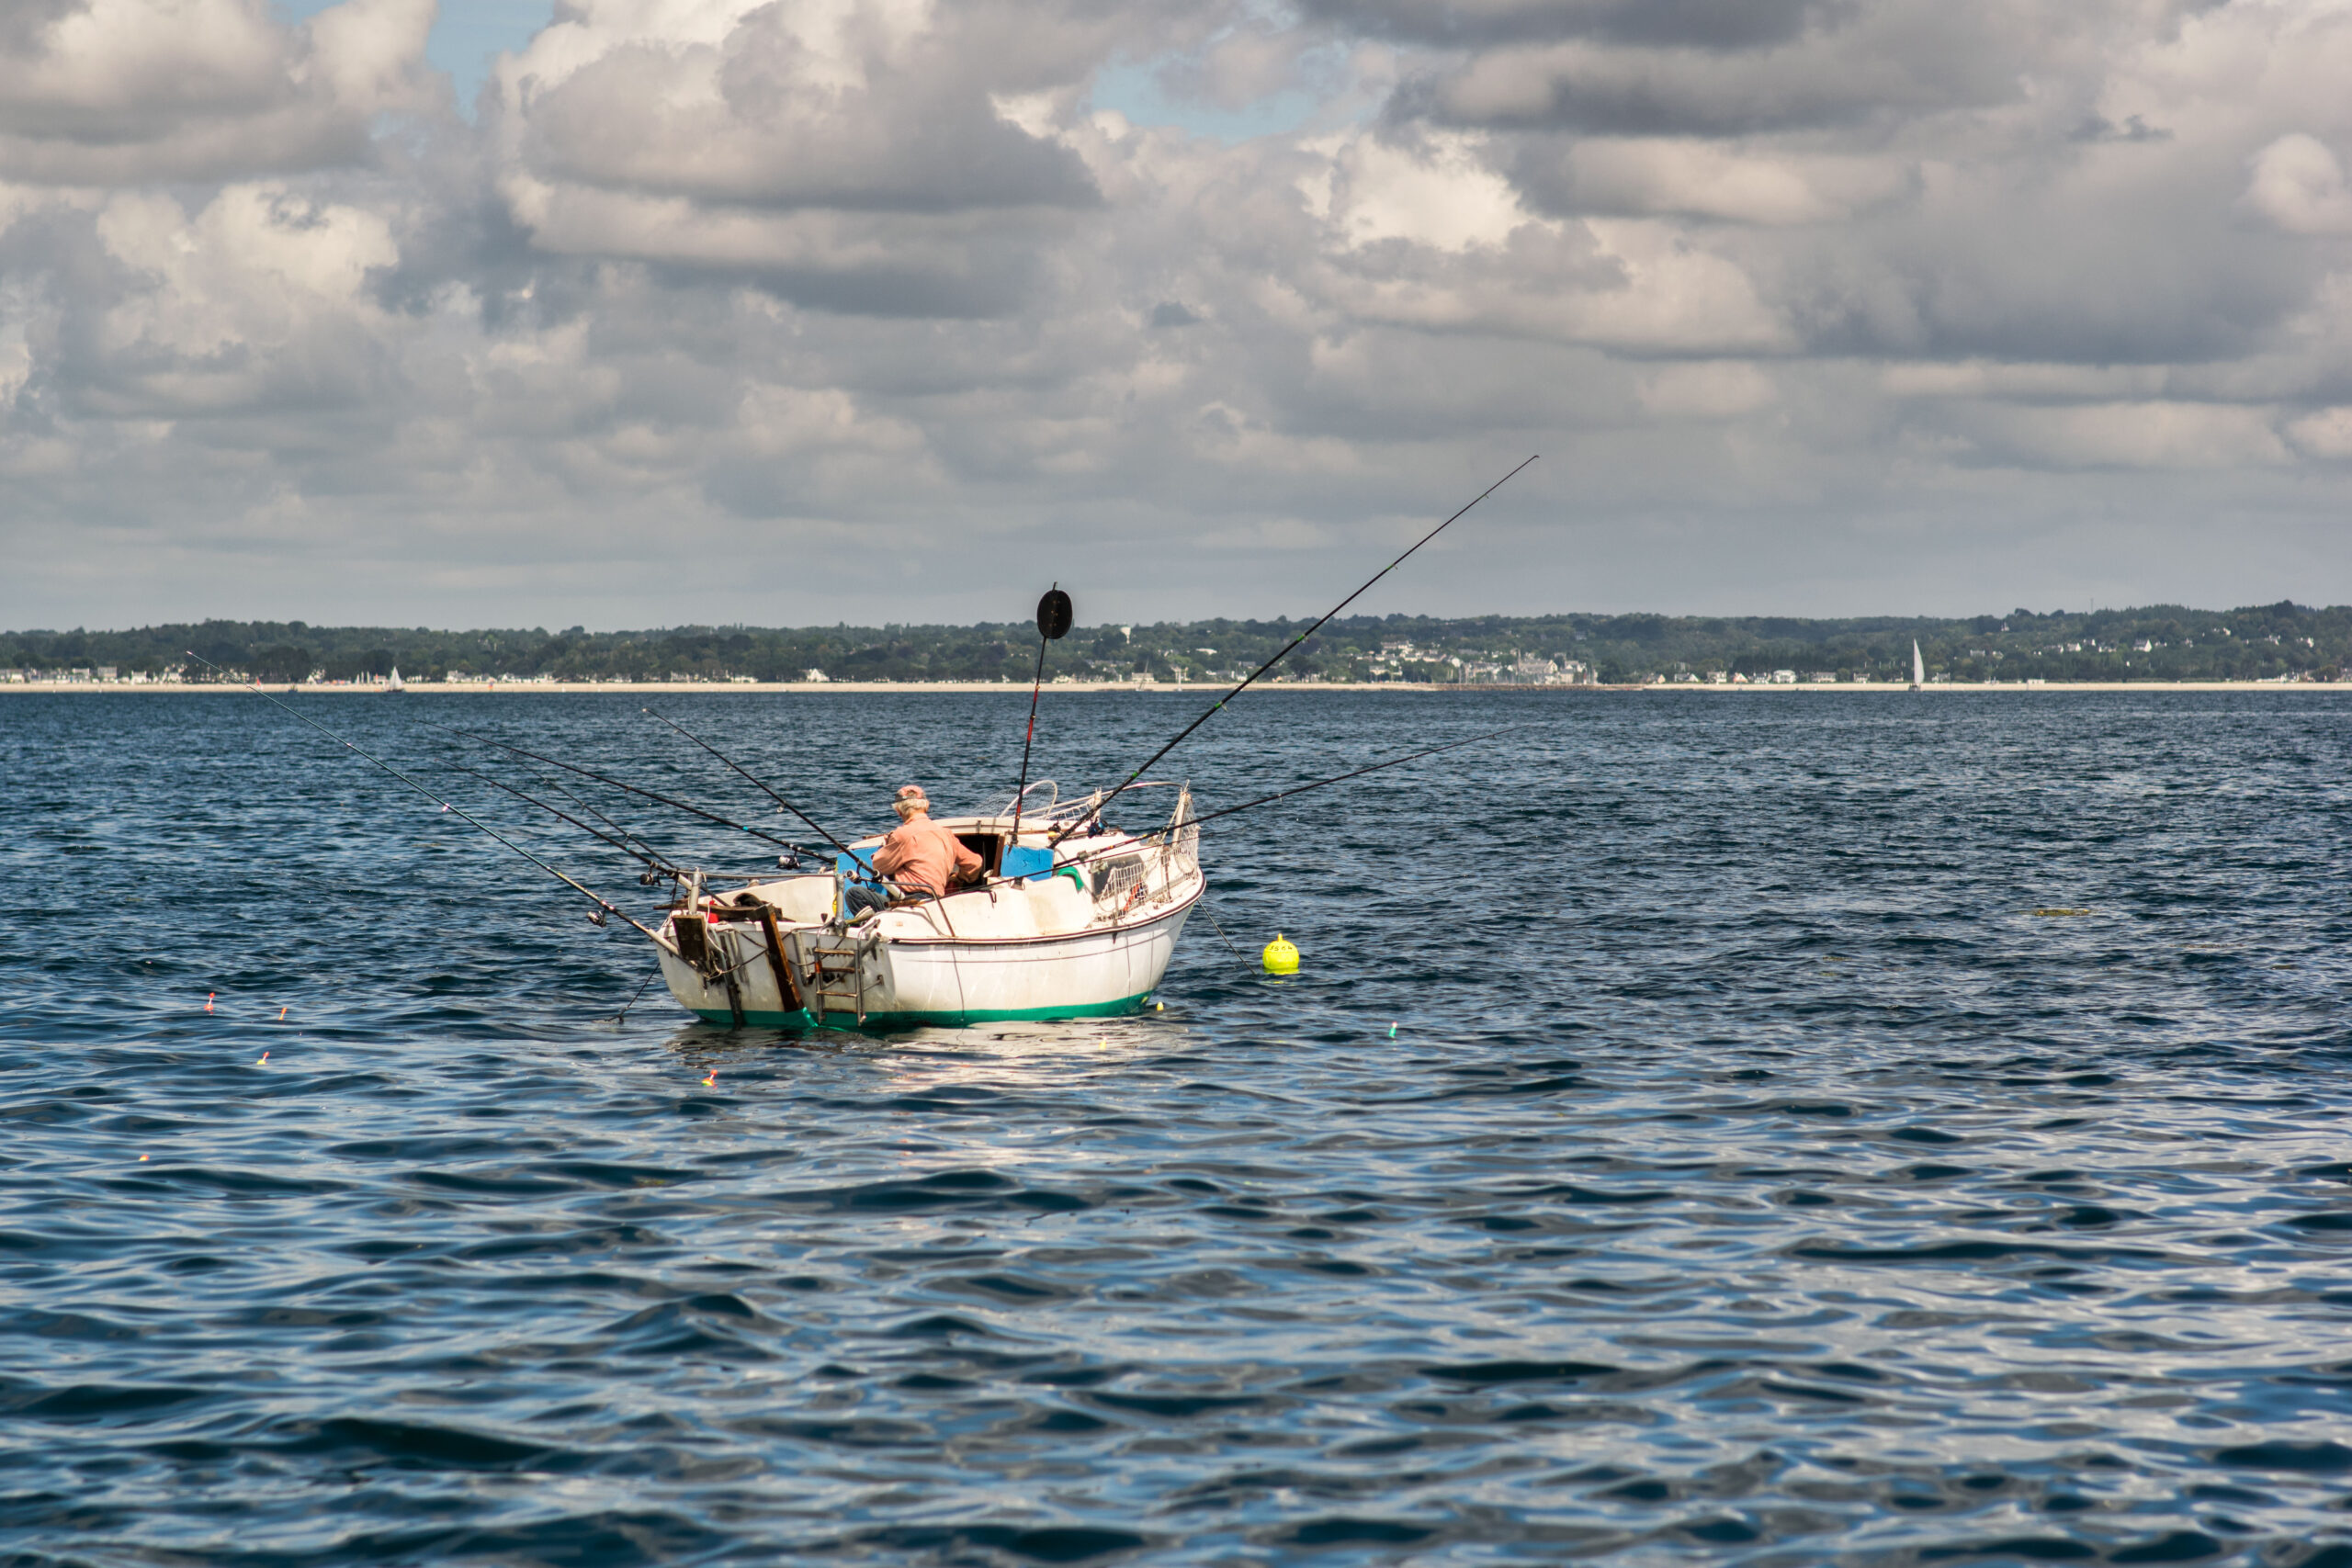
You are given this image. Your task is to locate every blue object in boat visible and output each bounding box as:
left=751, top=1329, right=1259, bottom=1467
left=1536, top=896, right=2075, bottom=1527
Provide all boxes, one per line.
left=836, top=848, right=881, bottom=883
left=999, top=844, right=1053, bottom=881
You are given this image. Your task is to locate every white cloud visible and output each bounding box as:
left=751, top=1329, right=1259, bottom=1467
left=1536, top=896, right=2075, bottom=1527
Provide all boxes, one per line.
left=1307, top=129, right=1531, bottom=252
left=2246, top=133, right=2352, bottom=235
left=83, top=183, right=400, bottom=415
left=1543, top=140, right=1907, bottom=226
left=1638, top=360, right=1776, bottom=419
left=1958, top=400, right=2291, bottom=471
left=1879, top=361, right=2171, bottom=401
left=2287, top=405, right=2352, bottom=458
left=0, top=0, right=435, bottom=184
left=6, top=0, right=2352, bottom=628
left=482, top=0, right=1205, bottom=312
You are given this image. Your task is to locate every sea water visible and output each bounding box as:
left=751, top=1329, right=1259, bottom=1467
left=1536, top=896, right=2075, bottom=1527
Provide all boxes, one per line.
left=3, top=690, right=2348, bottom=1565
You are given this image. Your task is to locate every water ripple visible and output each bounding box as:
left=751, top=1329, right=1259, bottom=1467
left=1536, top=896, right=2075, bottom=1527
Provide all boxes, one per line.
left=4, top=690, right=2351, bottom=1564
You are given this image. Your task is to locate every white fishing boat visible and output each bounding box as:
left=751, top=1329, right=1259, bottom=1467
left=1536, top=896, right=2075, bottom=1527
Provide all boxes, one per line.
left=204, top=470, right=1527, bottom=1038
left=653, top=786, right=1202, bottom=1030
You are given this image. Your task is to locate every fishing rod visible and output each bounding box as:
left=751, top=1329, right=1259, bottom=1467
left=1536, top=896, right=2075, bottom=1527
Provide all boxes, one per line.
left=185, top=652, right=674, bottom=949
left=1011, top=585, right=1073, bottom=844
left=1179, top=728, right=1508, bottom=836
left=1049, top=455, right=1538, bottom=844
left=639, top=707, right=861, bottom=862
left=867, top=729, right=1508, bottom=910
left=440, top=728, right=683, bottom=871
left=442, top=761, right=682, bottom=879
left=1046, top=728, right=1510, bottom=874
left=428, top=720, right=830, bottom=861
left=511, top=755, right=678, bottom=870
left=424, top=715, right=761, bottom=871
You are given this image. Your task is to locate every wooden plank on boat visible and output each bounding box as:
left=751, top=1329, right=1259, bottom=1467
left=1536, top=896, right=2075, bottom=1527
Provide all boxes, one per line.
left=673, top=914, right=710, bottom=970
left=756, top=906, right=803, bottom=1013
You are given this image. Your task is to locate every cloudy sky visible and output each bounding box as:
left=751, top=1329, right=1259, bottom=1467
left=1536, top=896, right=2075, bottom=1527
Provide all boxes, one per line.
left=3, top=0, right=2348, bottom=631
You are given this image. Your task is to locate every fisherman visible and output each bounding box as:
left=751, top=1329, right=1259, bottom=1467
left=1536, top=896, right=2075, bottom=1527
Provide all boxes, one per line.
left=844, top=784, right=981, bottom=919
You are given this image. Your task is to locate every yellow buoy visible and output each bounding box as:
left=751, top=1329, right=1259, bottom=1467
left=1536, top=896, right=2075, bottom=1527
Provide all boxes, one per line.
left=1262, top=932, right=1299, bottom=975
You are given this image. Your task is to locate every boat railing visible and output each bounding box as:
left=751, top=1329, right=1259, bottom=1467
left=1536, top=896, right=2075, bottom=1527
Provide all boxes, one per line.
left=967, top=782, right=1184, bottom=838
left=1162, top=786, right=1198, bottom=860
left=1121, top=789, right=1199, bottom=918
left=990, top=779, right=1058, bottom=818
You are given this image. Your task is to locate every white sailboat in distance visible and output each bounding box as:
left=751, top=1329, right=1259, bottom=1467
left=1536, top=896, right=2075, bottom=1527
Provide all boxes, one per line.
left=387, top=666, right=405, bottom=693
left=1909, top=641, right=1925, bottom=691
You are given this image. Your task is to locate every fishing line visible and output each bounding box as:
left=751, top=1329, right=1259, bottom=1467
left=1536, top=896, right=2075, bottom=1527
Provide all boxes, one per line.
left=515, top=757, right=676, bottom=869
left=680, top=939, right=774, bottom=985
left=185, top=652, right=674, bottom=951
left=442, top=762, right=682, bottom=878
left=640, top=707, right=859, bottom=861
left=426, top=719, right=829, bottom=860
left=1196, top=900, right=1257, bottom=981
left=1185, top=898, right=1424, bottom=1045
left=1051, top=728, right=1510, bottom=874
left=1178, top=728, right=1507, bottom=835
left=1052, top=456, right=1537, bottom=845
left=431, top=716, right=825, bottom=858
left=612, top=972, right=660, bottom=1025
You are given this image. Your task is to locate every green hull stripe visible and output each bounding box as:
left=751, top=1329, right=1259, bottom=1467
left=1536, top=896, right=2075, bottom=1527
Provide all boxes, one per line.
left=686, top=989, right=1154, bottom=1032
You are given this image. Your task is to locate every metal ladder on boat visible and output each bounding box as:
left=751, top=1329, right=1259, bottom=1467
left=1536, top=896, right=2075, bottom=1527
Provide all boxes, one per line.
left=797, top=929, right=870, bottom=1026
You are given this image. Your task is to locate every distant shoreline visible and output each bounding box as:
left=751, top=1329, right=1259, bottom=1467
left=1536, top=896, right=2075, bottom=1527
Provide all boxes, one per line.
left=3, top=679, right=2343, bottom=695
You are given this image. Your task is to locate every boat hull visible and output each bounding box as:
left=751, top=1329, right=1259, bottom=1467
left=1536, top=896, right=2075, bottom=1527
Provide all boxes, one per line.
left=657, top=890, right=1197, bottom=1032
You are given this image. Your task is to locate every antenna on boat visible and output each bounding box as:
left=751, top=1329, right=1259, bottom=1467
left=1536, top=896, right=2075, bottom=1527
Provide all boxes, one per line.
left=1050, top=456, right=1538, bottom=844
left=184, top=651, right=674, bottom=949
left=1011, top=584, right=1073, bottom=845
left=640, top=707, right=862, bottom=862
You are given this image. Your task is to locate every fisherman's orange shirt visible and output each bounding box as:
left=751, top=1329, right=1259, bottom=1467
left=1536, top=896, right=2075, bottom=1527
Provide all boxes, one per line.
left=872, top=815, right=982, bottom=898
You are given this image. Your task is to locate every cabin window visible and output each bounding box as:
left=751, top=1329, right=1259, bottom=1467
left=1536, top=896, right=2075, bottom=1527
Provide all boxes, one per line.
left=957, top=833, right=1004, bottom=874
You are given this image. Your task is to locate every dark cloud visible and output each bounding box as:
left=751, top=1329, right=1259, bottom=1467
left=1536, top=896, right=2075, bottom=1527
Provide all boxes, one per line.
left=1306, top=0, right=1826, bottom=51
left=1402, top=25, right=2039, bottom=136
left=1769, top=183, right=2324, bottom=367
left=2071, top=113, right=2171, bottom=144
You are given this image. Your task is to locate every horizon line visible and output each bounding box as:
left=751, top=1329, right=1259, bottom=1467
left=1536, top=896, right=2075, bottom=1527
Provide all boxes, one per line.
left=5, top=600, right=2347, bottom=639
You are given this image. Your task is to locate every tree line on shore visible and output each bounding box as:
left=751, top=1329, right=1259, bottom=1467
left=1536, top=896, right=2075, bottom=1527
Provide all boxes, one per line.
left=4, top=603, right=2346, bottom=684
